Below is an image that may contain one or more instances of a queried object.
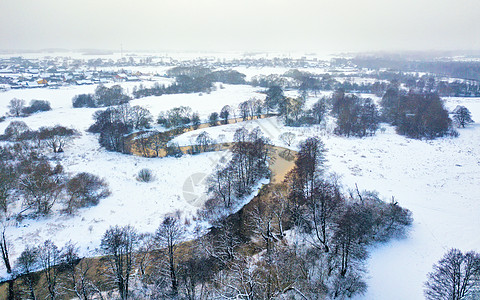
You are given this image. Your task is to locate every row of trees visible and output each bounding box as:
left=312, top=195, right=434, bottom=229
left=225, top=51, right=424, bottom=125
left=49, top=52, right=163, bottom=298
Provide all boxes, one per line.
left=275, top=137, right=412, bottom=297
left=133, top=67, right=246, bottom=99
left=205, top=127, right=270, bottom=212
left=1, top=121, right=78, bottom=153
left=2, top=216, right=186, bottom=300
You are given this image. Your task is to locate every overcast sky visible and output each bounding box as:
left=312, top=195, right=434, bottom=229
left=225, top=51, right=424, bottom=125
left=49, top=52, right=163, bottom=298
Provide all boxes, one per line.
left=1, top=0, right=479, bottom=53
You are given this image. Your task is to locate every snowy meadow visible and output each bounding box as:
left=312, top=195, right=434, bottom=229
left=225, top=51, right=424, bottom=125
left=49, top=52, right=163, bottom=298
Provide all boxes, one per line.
left=0, top=59, right=479, bottom=299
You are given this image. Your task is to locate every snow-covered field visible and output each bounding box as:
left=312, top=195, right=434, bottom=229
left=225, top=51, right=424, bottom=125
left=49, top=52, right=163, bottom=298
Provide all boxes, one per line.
left=0, top=82, right=265, bottom=278
left=1, top=70, right=479, bottom=299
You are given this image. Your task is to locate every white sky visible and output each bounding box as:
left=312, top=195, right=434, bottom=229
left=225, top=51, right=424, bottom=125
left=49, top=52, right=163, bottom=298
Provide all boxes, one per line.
left=1, top=0, right=479, bottom=53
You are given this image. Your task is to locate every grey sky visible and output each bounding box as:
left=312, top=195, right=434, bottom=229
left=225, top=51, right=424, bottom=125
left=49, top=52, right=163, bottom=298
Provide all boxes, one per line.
left=1, top=0, right=479, bottom=53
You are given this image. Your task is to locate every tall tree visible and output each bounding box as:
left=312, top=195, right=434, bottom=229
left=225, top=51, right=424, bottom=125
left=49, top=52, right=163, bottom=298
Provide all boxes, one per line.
left=100, top=225, right=138, bottom=300
left=8, top=98, right=25, bottom=117
left=155, top=217, right=185, bottom=296
left=38, top=240, right=62, bottom=300
left=220, top=105, right=231, bottom=124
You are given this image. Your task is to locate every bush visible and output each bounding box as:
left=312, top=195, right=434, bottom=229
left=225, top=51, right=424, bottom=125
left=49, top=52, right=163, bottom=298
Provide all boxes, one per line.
left=22, top=100, right=51, bottom=115
left=137, top=168, right=154, bottom=182
left=3, top=121, right=30, bottom=140
left=72, top=94, right=96, bottom=108
left=65, top=172, right=110, bottom=214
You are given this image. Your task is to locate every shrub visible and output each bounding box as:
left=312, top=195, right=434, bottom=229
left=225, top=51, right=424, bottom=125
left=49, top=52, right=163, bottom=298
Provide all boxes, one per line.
left=137, top=168, right=154, bottom=182
left=72, top=94, right=96, bottom=108
left=22, top=100, right=51, bottom=115
left=65, top=172, right=110, bottom=214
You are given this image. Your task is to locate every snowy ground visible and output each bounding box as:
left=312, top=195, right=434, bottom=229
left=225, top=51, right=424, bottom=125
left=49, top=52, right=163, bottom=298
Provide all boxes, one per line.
left=1, top=73, right=479, bottom=299
left=172, top=99, right=480, bottom=300
left=0, top=82, right=265, bottom=278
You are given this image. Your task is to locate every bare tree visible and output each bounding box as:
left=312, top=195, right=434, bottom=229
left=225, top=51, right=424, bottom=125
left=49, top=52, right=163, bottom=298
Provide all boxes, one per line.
left=38, top=125, right=78, bottom=153
left=155, top=216, right=185, bottom=296
left=129, top=105, right=153, bottom=129
left=308, top=180, right=343, bottom=253
left=100, top=225, right=138, bottom=300
left=453, top=105, right=474, bottom=128
left=0, top=162, right=16, bottom=214
left=3, top=120, right=30, bottom=140
left=279, top=132, right=296, bottom=147
left=65, top=172, right=110, bottom=214
left=8, top=98, right=25, bottom=117
left=61, top=242, right=97, bottom=300
left=0, top=222, right=15, bottom=300
left=38, top=240, right=62, bottom=300
left=196, top=131, right=214, bottom=153
left=16, top=246, right=39, bottom=300
left=20, top=161, right=64, bottom=216
left=425, top=248, right=480, bottom=300
left=148, top=132, right=170, bottom=157
left=220, top=105, right=231, bottom=125
left=208, top=165, right=235, bottom=208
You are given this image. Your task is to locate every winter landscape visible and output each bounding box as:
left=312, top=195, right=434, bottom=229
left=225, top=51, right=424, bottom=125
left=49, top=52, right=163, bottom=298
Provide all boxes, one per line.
left=1, top=0, right=480, bottom=299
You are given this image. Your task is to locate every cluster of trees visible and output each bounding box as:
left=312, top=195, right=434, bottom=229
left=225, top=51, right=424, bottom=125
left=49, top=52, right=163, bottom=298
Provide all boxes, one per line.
left=157, top=106, right=199, bottom=131
left=205, top=127, right=270, bottom=212
left=72, top=85, right=131, bottom=108
left=133, top=131, right=175, bottom=158
left=7, top=99, right=52, bottom=117
left=264, top=86, right=328, bottom=127
left=353, top=57, right=480, bottom=82
left=0, top=144, right=110, bottom=218
left=273, top=137, right=412, bottom=297
left=331, top=89, right=380, bottom=137
left=88, top=104, right=153, bottom=153
left=133, top=66, right=247, bottom=99
left=381, top=88, right=454, bottom=139
left=2, top=239, right=106, bottom=300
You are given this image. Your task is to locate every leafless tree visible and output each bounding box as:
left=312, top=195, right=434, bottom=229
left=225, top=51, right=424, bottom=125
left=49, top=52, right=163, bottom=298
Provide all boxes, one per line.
left=0, top=222, right=15, bottom=300
left=8, top=98, right=25, bottom=117
left=38, top=125, right=78, bottom=153
left=425, top=248, right=480, bottom=300
left=279, top=132, right=296, bottom=147
left=196, top=131, right=213, bottom=153
left=38, top=240, right=62, bottom=300
left=61, top=242, right=98, bottom=300
left=155, top=216, right=185, bottom=296
left=148, top=132, right=169, bottom=157
left=16, top=246, right=39, bottom=300
left=308, top=180, right=343, bottom=253
left=100, top=225, right=138, bottom=300
left=3, top=120, right=30, bottom=140
left=20, top=161, right=64, bottom=216
left=220, top=105, right=231, bottom=124
left=0, top=162, right=16, bottom=214
left=65, top=172, right=110, bottom=214
left=129, top=105, right=153, bottom=129
left=453, top=105, right=474, bottom=128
